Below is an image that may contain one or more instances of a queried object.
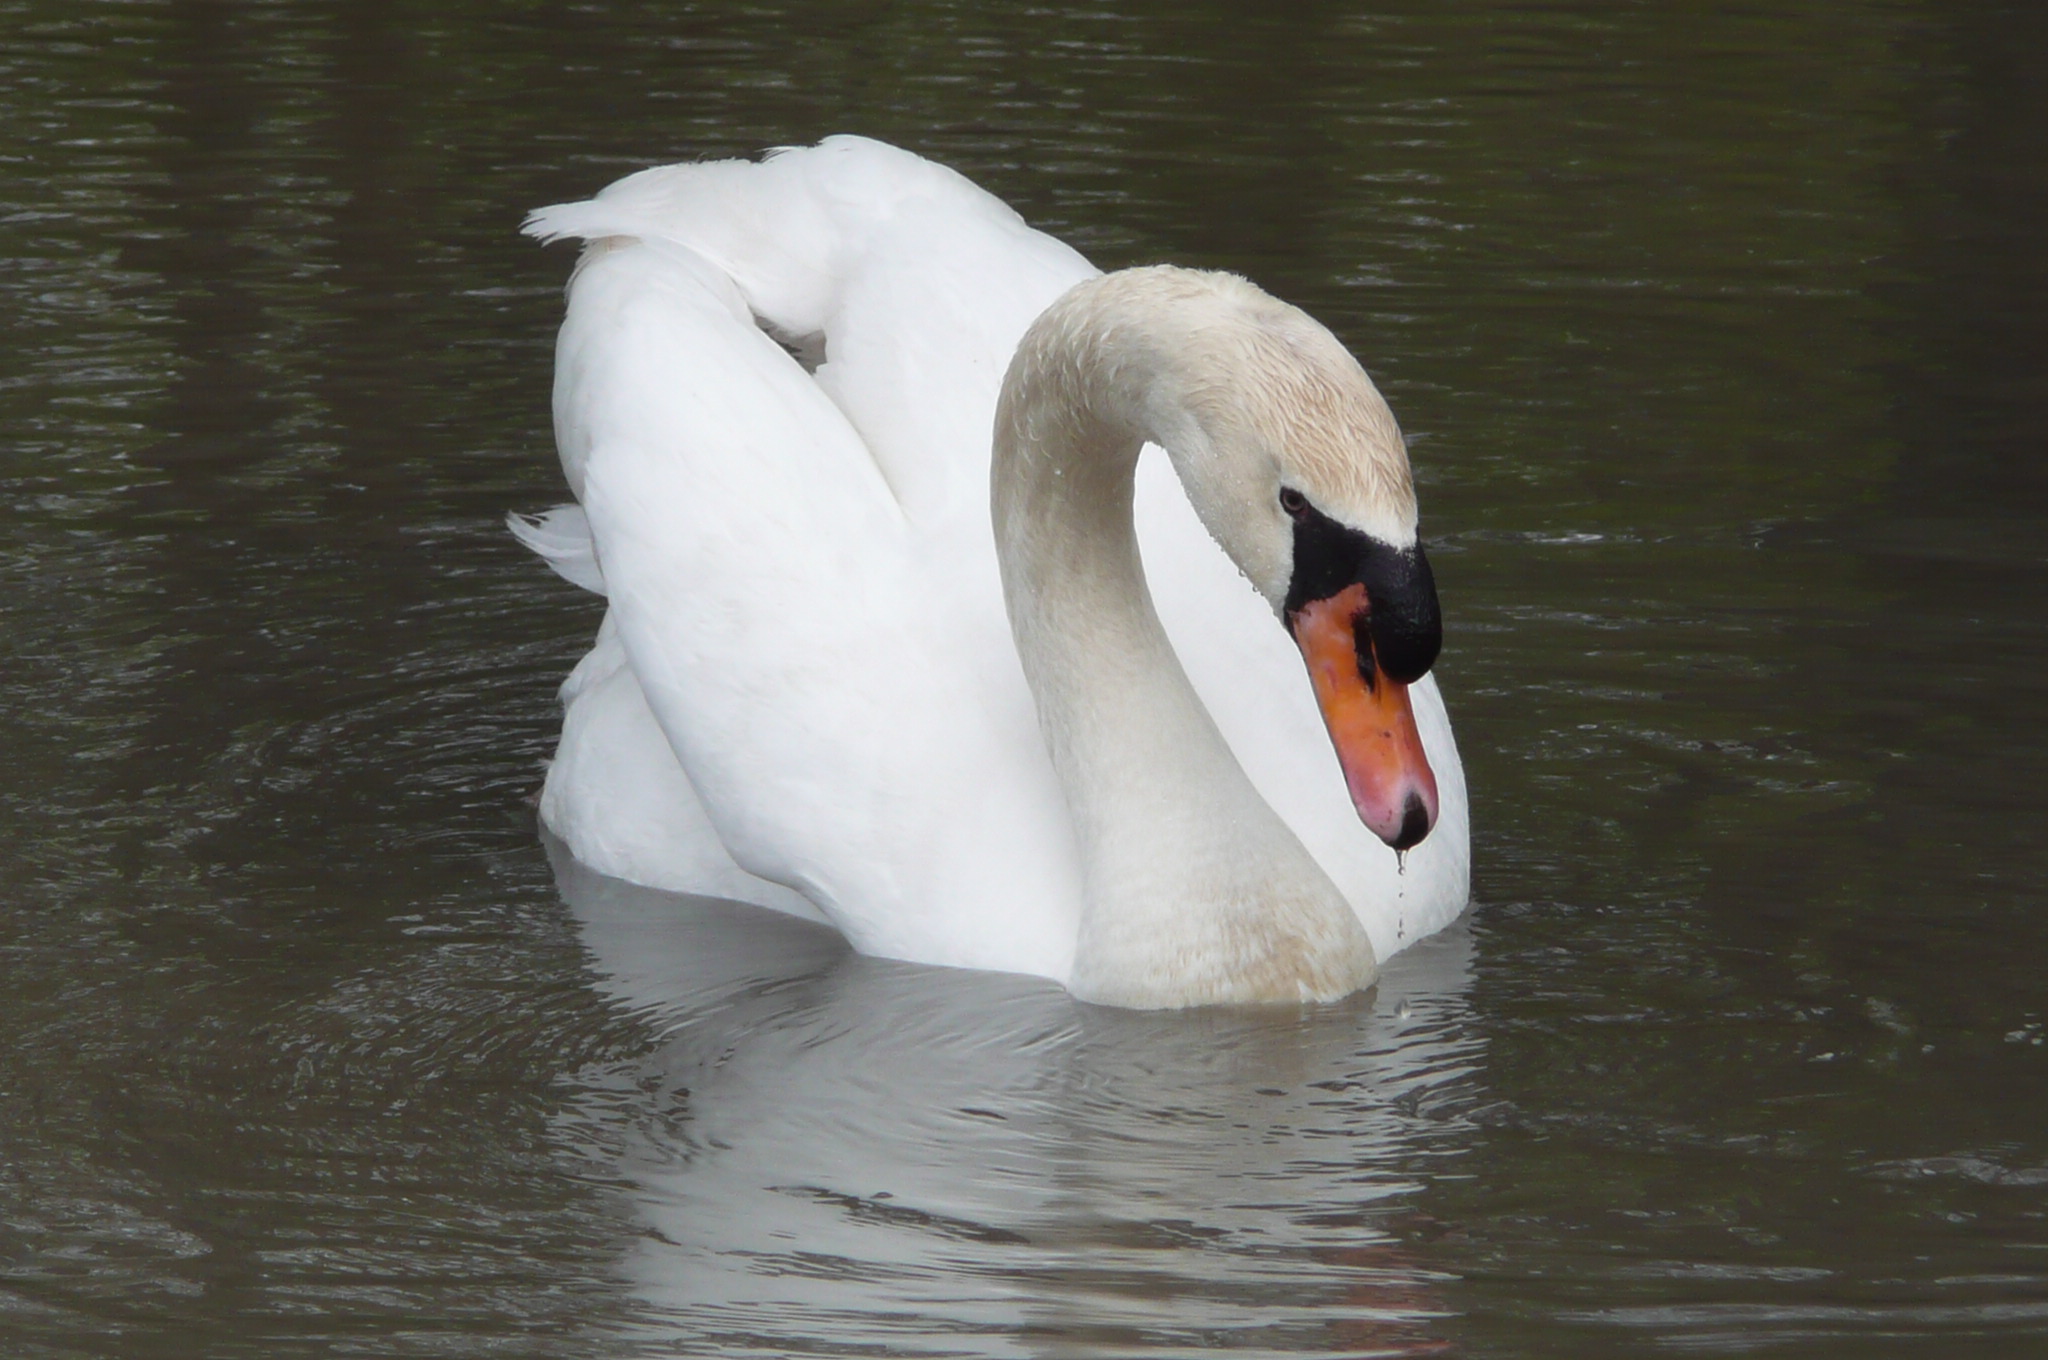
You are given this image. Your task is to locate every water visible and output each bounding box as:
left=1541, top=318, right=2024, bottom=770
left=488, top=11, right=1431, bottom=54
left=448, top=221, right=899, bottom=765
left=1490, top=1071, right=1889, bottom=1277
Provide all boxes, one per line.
left=3, top=1, right=2043, bottom=1355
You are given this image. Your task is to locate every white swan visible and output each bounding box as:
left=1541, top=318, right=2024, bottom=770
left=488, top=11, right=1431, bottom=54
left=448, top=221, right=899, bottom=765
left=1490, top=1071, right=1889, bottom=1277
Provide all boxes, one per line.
left=514, top=136, right=1469, bottom=1008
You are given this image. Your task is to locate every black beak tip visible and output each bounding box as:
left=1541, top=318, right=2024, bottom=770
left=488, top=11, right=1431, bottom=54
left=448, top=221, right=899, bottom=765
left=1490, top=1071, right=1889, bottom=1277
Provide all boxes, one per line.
left=1390, top=794, right=1431, bottom=852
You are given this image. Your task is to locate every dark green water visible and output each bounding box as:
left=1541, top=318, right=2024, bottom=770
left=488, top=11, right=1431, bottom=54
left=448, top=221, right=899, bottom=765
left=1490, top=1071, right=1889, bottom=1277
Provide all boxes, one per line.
left=4, top=2, right=2044, bottom=1355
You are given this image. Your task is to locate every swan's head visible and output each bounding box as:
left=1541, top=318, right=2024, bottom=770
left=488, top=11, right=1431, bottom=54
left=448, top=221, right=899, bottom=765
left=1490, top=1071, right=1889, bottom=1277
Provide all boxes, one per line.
left=997, top=266, right=1444, bottom=854
left=1149, top=271, right=1443, bottom=851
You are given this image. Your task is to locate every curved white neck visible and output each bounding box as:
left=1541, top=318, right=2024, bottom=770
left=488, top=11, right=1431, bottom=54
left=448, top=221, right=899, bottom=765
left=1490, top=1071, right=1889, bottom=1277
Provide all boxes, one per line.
left=991, top=271, right=1376, bottom=1007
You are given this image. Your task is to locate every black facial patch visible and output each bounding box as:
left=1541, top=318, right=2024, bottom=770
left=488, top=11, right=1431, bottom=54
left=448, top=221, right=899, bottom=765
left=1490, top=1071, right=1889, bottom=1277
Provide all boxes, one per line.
left=1282, top=498, right=1441, bottom=684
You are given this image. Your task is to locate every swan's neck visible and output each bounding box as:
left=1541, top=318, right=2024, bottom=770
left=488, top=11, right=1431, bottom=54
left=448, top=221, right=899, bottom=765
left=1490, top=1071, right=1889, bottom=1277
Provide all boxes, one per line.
left=991, top=271, right=1376, bottom=1008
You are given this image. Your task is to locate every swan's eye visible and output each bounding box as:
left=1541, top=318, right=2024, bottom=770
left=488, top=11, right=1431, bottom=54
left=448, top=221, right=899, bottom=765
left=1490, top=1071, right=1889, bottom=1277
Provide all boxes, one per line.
left=1279, top=487, right=1310, bottom=519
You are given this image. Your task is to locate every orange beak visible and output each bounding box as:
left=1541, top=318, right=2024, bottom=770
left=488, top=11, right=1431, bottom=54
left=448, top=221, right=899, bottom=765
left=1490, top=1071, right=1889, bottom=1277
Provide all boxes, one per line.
left=1289, top=583, right=1439, bottom=851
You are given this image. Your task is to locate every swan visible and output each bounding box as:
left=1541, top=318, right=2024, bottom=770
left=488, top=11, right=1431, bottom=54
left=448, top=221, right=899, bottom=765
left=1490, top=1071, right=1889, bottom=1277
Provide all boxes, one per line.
left=513, top=136, right=1469, bottom=1008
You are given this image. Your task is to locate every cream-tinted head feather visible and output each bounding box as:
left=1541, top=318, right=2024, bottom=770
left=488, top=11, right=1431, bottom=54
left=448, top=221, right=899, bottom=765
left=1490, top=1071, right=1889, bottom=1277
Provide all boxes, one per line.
left=1071, top=267, right=1416, bottom=542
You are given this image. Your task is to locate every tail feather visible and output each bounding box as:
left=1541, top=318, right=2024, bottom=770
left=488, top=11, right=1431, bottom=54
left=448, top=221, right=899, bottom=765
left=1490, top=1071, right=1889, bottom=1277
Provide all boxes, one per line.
left=508, top=505, right=607, bottom=595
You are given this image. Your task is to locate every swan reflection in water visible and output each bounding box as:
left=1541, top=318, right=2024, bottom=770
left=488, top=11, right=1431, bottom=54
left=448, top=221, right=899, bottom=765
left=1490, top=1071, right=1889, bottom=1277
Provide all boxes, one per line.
left=549, top=836, right=1484, bottom=1357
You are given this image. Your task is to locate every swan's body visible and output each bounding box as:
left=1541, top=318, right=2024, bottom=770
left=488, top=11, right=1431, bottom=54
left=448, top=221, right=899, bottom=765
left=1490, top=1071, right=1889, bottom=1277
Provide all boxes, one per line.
left=517, top=136, right=1468, bottom=1007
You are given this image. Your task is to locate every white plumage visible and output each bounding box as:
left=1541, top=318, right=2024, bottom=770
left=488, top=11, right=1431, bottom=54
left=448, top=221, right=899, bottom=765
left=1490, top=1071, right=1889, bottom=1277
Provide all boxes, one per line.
left=517, top=136, right=1469, bottom=1006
